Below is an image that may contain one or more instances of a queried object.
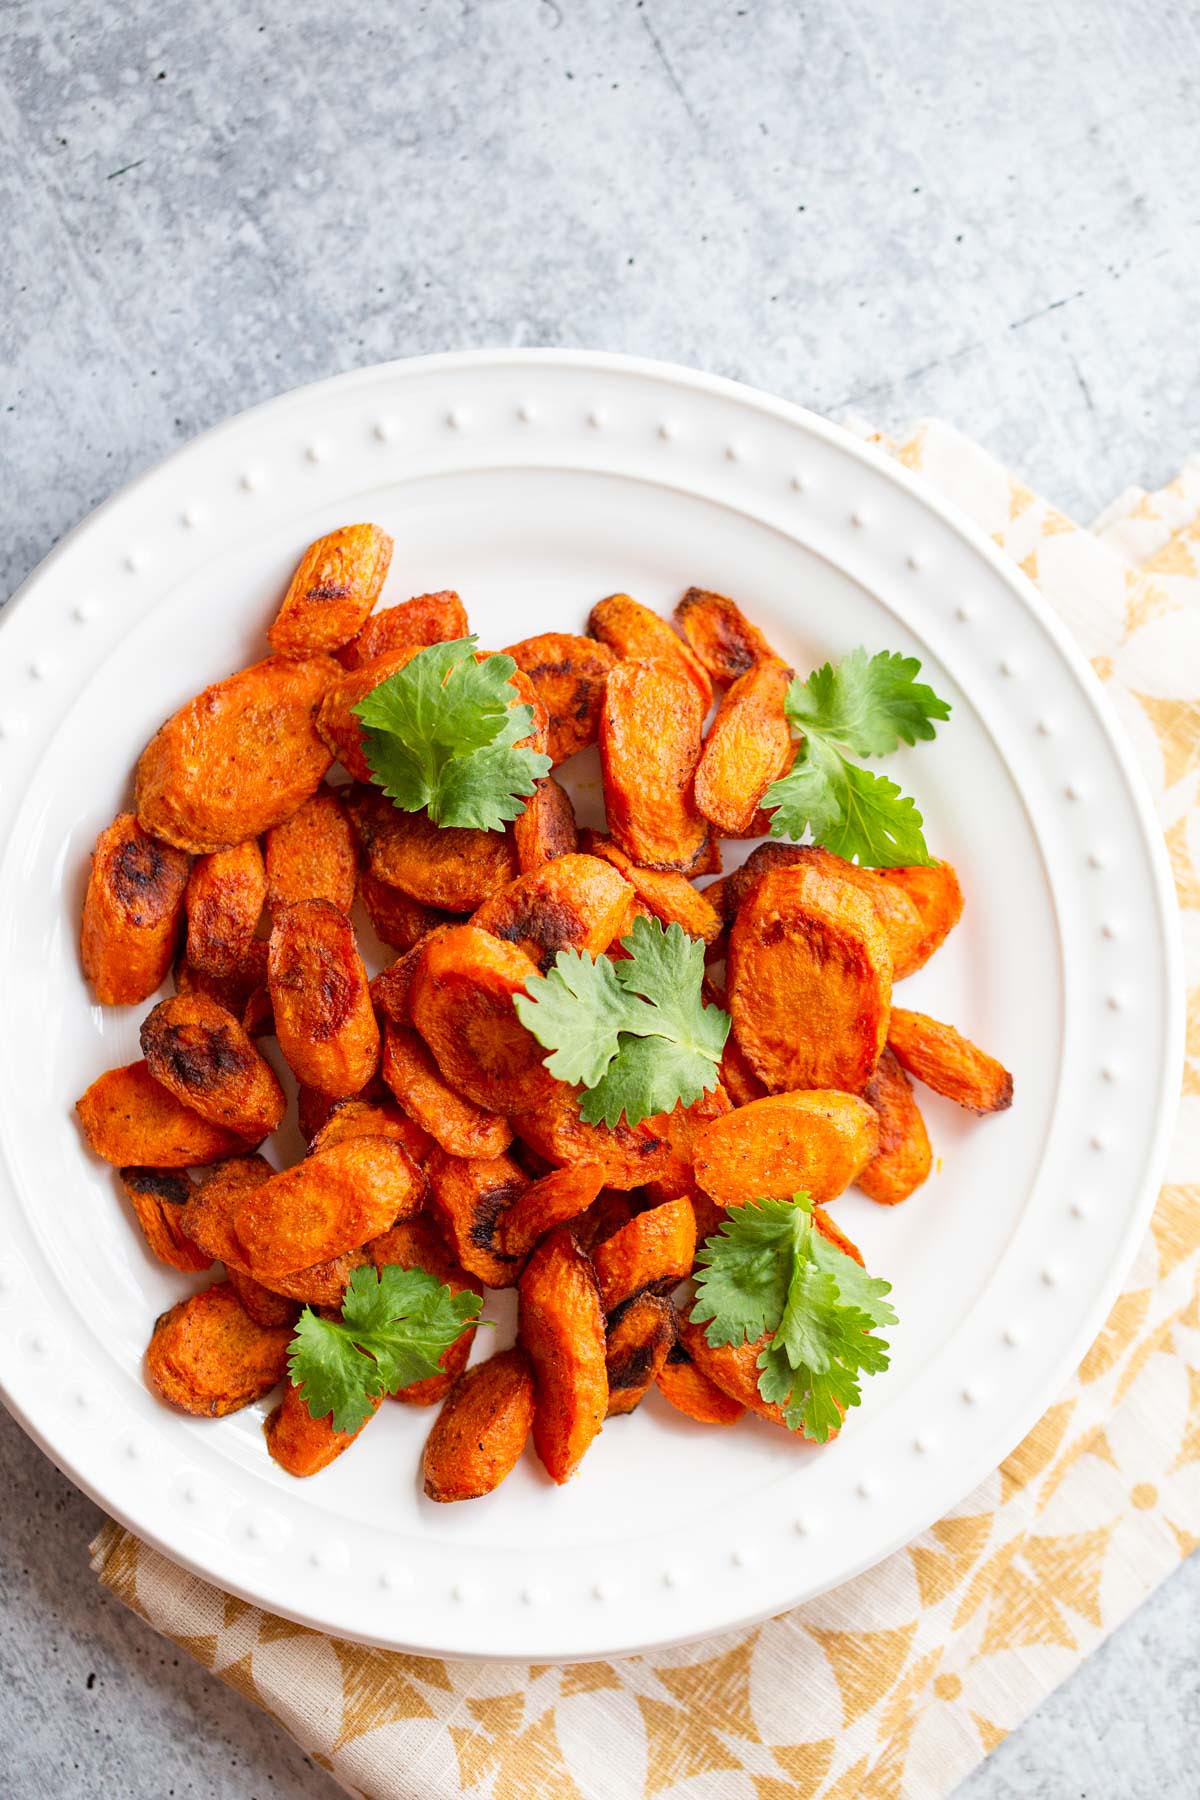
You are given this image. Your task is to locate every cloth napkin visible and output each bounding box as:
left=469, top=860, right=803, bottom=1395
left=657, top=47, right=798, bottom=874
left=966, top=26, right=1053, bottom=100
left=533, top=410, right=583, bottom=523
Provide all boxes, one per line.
left=90, top=422, right=1200, bottom=1800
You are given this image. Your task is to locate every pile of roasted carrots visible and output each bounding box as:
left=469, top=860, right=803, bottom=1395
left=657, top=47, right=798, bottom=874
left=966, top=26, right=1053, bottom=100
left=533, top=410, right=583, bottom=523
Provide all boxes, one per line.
left=76, top=521, right=1012, bottom=1502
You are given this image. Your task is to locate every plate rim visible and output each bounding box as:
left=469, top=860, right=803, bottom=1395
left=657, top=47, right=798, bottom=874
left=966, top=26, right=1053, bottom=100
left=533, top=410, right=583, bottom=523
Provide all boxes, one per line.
left=0, top=347, right=1184, bottom=1660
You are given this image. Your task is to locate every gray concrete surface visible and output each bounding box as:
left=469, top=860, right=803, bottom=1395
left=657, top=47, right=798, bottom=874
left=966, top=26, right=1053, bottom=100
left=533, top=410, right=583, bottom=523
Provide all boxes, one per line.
left=1, top=0, right=1198, bottom=1794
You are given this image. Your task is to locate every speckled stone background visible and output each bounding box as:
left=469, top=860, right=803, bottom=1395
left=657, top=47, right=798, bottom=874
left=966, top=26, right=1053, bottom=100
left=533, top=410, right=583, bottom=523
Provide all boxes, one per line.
left=2, top=1, right=1198, bottom=1794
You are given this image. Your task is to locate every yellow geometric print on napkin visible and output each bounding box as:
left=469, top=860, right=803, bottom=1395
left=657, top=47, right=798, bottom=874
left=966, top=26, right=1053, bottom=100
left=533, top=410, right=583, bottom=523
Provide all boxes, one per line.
left=91, top=424, right=1200, bottom=1800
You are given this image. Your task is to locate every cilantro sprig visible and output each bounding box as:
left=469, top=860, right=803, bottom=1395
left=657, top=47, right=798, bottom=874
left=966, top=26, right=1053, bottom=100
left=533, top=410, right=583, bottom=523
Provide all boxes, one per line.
left=513, top=913, right=730, bottom=1129
left=287, top=1264, right=485, bottom=1433
left=692, top=1194, right=896, bottom=1442
left=762, top=648, right=950, bottom=866
left=353, top=636, right=552, bottom=831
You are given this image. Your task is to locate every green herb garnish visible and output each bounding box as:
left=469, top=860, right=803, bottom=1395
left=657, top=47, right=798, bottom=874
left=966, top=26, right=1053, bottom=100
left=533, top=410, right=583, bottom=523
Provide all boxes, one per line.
left=692, top=1193, right=896, bottom=1441
left=762, top=648, right=951, bottom=866
left=287, top=1264, right=485, bottom=1433
left=353, top=636, right=552, bottom=831
left=513, top=913, right=730, bottom=1129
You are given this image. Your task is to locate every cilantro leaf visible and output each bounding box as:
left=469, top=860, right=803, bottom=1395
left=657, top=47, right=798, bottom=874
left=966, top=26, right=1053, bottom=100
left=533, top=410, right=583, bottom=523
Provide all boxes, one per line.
left=689, top=1194, right=799, bottom=1345
left=788, top=648, right=951, bottom=757
left=763, top=746, right=933, bottom=867
left=353, top=636, right=551, bottom=831
left=287, top=1264, right=484, bottom=1433
left=580, top=1030, right=719, bottom=1128
left=513, top=914, right=730, bottom=1129
left=761, top=647, right=950, bottom=868
left=513, top=947, right=635, bottom=1087
left=692, top=1193, right=894, bottom=1442
left=611, top=912, right=730, bottom=1063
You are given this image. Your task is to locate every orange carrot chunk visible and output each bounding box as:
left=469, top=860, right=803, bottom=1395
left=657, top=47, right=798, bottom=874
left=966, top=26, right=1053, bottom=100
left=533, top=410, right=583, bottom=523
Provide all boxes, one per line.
left=887, top=1008, right=1014, bottom=1114
left=268, top=523, right=393, bottom=658
left=81, top=813, right=190, bottom=1005
left=518, top=1226, right=607, bottom=1483
left=145, top=1282, right=292, bottom=1418
left=859, top=1047, right=933, bottom=1203
left=422, top=1348, right=536, bottom=1502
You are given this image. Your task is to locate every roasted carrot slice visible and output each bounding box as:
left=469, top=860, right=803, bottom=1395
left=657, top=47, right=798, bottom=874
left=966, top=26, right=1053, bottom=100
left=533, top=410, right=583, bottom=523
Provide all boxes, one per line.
left=887, top=1009, right=1013, bottom=1114
left=811, top=852, right=926, bottom=980
left=591, top=1196, right=697, bottom=1314
left=258, top=1255, right=368, bottom=1307
left=177, top=1156, right=371, bottom=1306
left=700, top=875, right=735, bottom=924
left=140, top=992, right=285, bottom=1139
left=600, top=659, right=716, bottom=875
left=296, top=1082, right=342, bottom=1144
left=722, top=843, right=923, bottom=973
left=176, top=1154, right=273, bottom=1265
left=512, top=1083, right=673, bottom=1189
left=728, top=863, right=892, bottom=1093
left=518, top=1226, right=607, bottom=1483
left=874, top=861, right=964, bottom=977
left=145, top=1282, right=292, bottom=1418
left=427, top=1147, right=528, bottom=1287
left=368, top=926, right=457, bottom=1027
left=224, top=1267, right=299, bottom=1330
left=175, top=936, right=269, bottom=1023
left=693, top=1090, right=879, bottom=1207
left=719, top=1027, right=767, bottom=1108
left=422, top=1348, right=536, bottom=1502
left=503, top=632, right=616, bottom=765
left=268, top=523, right=393, bottom=657
left=183, top=839, right=266, bottom=978
left=720, top=842, right=810, bottom=915
left=605, top=1292, right=675, bottom=1416
left=381, top=1021, right=513, bottom=1158
left=77, top=1061, right=252, bottom=1168
left=265, top=1380, right=382, bottom=1475
left=656, top=1349, right=745, bottom=1425
left=674, top=587, right=780, bottom=683
left=638, top=1086, right=733, bottom=1203
left=176, top=1158, right=372, bottom=1303
left=859, top=1046, right=933, bottom=1203
left=268, top=898, right=381, bottom=1098
left=359, top=870, right=445, bottom=951
left=409, top=925, right=555, bottom=1114
left=512, top=775, right=579, bottom=872
left=589, top=593, right=713, bottom=709
left=264, top=786, right=357, bottom=916
left=135, top=655, right=338, bottom=854
left=309, top=1096, right=431, bottom=1165
left=498, top=1164, right=607, bottom=1258
left=233, top=1136, right=426, bottom=1276
left=344, top=782, right=518, bottom=910
left=813, top=1202, right=865, bottom=1266
left=471, top=854, right=634, bottom=972
left=682, top=1178, right=727, bottom=1245
left=675, top=1313, right=789, bottom=1429
left=117, top=1166, right=212, bottom=1274
left=694, top=659, right=794, bottom=837
left=81, top=813, right=190, bottom=1005
left=582, top=833, right=723, bottom=945
left=337, top=591, right=469, bottom=669
left=572, top=1189, right=636, bottom=1254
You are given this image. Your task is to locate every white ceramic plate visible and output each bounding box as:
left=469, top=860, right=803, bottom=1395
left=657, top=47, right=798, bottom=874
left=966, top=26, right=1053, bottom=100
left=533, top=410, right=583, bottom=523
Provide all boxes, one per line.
left=0, top=352, right=1181, bottom=1660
